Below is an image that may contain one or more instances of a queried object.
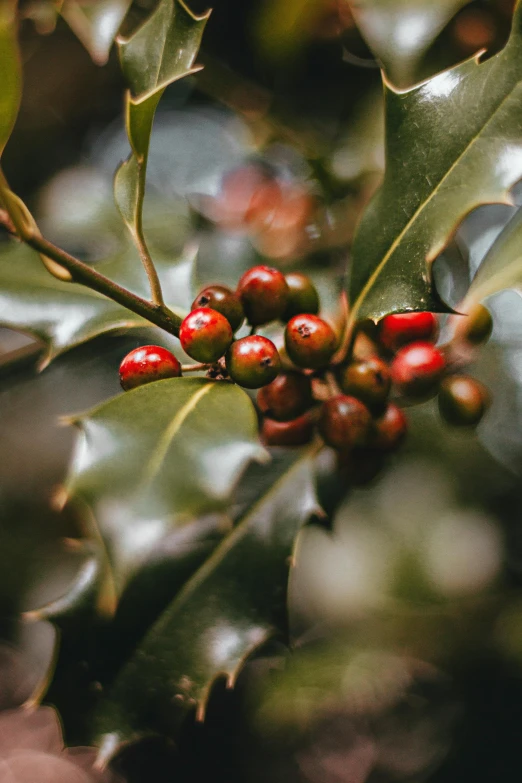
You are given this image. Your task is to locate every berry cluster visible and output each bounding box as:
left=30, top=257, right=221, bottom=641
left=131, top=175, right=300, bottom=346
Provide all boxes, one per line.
left=119, top=265, right=492, bottom=485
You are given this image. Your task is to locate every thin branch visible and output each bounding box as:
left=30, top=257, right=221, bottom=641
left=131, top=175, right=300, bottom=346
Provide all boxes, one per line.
left=0, top=206, right=182, bottom=336
left=28, top=232, right=182, bottom=335
left=133, top=156, right=166, bottom=308
left=181, top=363, right=210, bottom=373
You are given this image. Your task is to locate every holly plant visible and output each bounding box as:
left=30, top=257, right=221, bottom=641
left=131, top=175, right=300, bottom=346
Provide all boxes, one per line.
left=0, top=0, right=521, bottom=780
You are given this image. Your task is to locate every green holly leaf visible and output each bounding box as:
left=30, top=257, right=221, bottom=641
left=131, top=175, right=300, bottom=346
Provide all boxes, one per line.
left=348, top=0, right=522, bottom=325
left=114, top=0, right=209, bottom=264
left=0, top=240, right=194, bottom=368
left=464, top=208, right=522, bottom=308
left=92, top=448, right=320, bottom=751
left=0, top=0, right=21, bottom=157
left=66, top=378, right=265, bottom=600
left=60, top=0, right=132, bottom=66
left=349, top=0, right=469, bottom=87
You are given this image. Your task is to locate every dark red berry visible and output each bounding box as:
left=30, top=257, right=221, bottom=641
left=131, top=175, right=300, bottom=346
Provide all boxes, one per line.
left=179, top=307, right=233, bottom=363
left=337, top=447, right=385, bottom=486
left=391, top=341, right=445, bottom=398
left=340, top=357, right=391, bottom=410
left=318, top=394, right=372, bottom=449
left=371, top=403, right=408, bottom=451
left=226, top=335, right=281, bottom=389
left=237, top=265, right=289, bottom=325
left=379, top=312, right=438, bottom=352
left=261, top=413, right=315, bottom=447
left=282, top=272, right=320, bottom=320
left=284, top=314, right=337, bottom=369
left=191, top=285, right=244, bottom=333
left=438, top=375, right=490, bottom=427
left=257, top=371, right=313, bottom=421
left=459, top=304, right=493, bottom=345
left=119, top=345, right=181, bottom=391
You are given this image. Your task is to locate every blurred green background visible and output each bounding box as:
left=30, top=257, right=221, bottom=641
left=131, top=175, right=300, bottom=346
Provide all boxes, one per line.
left=2, top=1, right=522, bottom=781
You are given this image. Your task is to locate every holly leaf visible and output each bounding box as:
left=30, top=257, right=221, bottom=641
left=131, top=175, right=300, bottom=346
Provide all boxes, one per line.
left=114, top=0, right=209, bottom=261
left=0, top=240, right=194, bottom=368
left=60, top=0, right=132, bottom=66
left=349, top=0, right=469, bottom=87
left=66, top=377, right=265, bottom=600
left=92, top=448, right=320, bottom=751
left=348, top=0, right=522, bottom=325
left=0, top=0, right=20, bottom=157
left=464, top=207, right=522, bottom=308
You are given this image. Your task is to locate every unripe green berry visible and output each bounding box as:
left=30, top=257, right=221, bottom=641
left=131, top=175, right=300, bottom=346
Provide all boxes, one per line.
left=237, top=265, right=289, bottom=325
left=284, top=314, right=337, bottom=369
left=282, top=272, right=320, bottom=320
left=192, top=285, right=245, bottom=333
left=226, top=335, right=281, bottom=389
left=257, top=371, right=313, bottom=421
left=438, top=375, right=490, bottom=427
left=318, top=394, right=372, bottom=449
left=179, top=307, right=233, bottom=363
left=261, top=413, right=315, bottom=447
left=460, top=304, right=493, bottom=345
left=340, top=357, right=391, bottom=410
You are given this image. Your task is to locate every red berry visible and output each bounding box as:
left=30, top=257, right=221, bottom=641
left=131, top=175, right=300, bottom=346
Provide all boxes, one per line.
left=391, top=341, right=445, bottom=398
left=379, top=312, right=438, bottom=351
left=337, top=447, right=385, bottom=486
left=257, top=371, right=313, bottom=421
left=261, top=413, right=315, bottom=447
left=282, top=272, right=320, bottom=320
left=237, top=265, right=289, bottom=325
left=119, top=345, right=181, bottom=391
left=318, top=394, right=372, bottom=449
left=284, top=314, right=337, bottom=369
left=226, top=335, right=281, bottom=389
left=340, top=357, right=391, bottom=410
left=371, top=403, right=408, bottom=451
left=438, top=375, right=490, bottom=427
left=192, top=285, right=245, bottom=332
left=179, top=307, right=233, bottom=363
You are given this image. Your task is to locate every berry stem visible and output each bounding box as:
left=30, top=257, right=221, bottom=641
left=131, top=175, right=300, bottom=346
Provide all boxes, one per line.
left=181, top=363, right=210, bottom=373
left=0, top=172, right=183, bottom=337
left=325, top=370, right=341, bottom=397
left=332, top=290, right=355, bottom=366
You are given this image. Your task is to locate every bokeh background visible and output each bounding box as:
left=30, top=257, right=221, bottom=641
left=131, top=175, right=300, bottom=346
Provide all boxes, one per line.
left=1, top=1, right=522, bottom=781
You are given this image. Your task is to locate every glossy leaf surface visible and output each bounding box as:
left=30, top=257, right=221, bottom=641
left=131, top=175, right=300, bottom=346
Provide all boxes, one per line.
left=349, top=0, right=469, bottom=86
left=0, top=0, right=20, bottom=156
left=67, top=378, right=264, bottom=597
left=465, top=207, right=522, bottom=306
left=349, top=0, right=522, bottom=324
left=0, top=240, right=193, bottom=367
left=114, top=0, right=209, bottom=257
left=93, top=448, right=320, bottom=748
left=60, top=0, right=132, bottom=65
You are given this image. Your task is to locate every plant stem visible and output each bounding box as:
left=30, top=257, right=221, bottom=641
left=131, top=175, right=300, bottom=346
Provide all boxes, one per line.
left=134, top=157, right=165, bottom=308
left=28, top=232, right=182, bottom=335
left=181, top=363, right=209, bottom=372
left=0, top=199, right=182, bottom=337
